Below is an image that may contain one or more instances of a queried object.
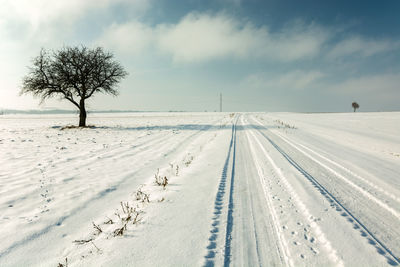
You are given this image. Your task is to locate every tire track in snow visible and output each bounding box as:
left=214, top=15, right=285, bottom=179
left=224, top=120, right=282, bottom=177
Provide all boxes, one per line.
left=223, top=117, right=237, bottom=267
left=245, top=128, right=293, bottom=267
left=248, top=128, right=343, bottom=266
left=252, top=117, right=400, bottom=266
left=275, top=131, right=400, bottom=206
left=241, top=154, right=263, bottom=266
left=273, top=131, right=400, bottom=220
left=204, top=117, right=238, bottom=267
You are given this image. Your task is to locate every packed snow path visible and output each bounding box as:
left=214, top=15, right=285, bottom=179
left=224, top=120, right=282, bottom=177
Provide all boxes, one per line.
left=0, top=112, right=399, bottom=266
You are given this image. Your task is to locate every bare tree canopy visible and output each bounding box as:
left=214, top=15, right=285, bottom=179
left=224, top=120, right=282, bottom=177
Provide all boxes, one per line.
left=21, top=46, right=128, bottom=126
left=352, top=101, right=360, bottom=112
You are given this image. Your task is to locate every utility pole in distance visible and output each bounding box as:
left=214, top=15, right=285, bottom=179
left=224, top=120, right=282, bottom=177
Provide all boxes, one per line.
left=220, top=93, right=222, bottom=112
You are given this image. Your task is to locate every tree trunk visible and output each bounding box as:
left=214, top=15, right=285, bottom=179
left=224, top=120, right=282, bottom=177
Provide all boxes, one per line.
left=79, top=99, right=87, bottom=127
left=353, top=108, right=356, bottom=112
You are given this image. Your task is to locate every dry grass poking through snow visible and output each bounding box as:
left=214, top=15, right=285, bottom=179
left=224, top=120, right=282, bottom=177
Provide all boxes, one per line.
left=154, top=168, right=168, bottom=189
left=58, top=119, right=223, bottom=264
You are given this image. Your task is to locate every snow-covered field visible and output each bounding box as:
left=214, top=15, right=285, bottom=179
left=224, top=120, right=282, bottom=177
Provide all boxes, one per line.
left=0, top=112, right=399, bottom=266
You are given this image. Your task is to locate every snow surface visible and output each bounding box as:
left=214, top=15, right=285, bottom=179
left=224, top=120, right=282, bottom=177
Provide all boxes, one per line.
left=0, top=112, right=399, bottom=266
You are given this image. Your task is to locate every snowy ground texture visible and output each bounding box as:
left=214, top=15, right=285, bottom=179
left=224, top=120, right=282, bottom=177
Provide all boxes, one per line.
left=1, top=112, right=399, bottom=266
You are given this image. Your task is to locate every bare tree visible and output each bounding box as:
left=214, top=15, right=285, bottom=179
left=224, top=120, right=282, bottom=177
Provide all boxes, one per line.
left=21, top=46, right=128, bottom=126
left=352, top=102, right=360, bottom=112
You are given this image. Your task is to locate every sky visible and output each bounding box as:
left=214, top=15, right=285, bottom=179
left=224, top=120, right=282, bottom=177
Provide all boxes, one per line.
left=0, top=0, right=400, bottom=112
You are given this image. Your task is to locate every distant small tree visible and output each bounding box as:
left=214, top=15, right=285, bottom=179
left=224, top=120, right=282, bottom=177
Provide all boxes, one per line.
left=352, top=102, right=360, bottom=112
left=21, top=46, right=128, bottom=126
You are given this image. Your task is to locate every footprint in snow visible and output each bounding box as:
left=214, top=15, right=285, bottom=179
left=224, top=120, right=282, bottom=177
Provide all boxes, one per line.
left=311, top=247, right=319, bottom=255
left=360, top=231, right=368, bottom=237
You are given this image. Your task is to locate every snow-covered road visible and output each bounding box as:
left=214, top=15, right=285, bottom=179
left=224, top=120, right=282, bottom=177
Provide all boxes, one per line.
left=240, top=114, right=399, bottom=266
left=1, top=112, right=399, bottom=266
left=204, top=114, right=399, bottom=266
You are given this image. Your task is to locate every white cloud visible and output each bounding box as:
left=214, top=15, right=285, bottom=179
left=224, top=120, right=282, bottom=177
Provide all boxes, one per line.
left=157, top=13, right=262, bottom=62
left=259, top=23, right=328, bottom=62
left=329, top=73, right=400, bottom=97
left=0, top=0, right=150, bottom=29
left=0, top=0, right=151, bottom=46
left=244, top=70, right=325, bottom=91
left=158, top=13, right=329, bottom=63
left=1, top=2, right=400, bottom=111
left=327, top=36, right=400, bottom=59
left=98, top=12, right=329, bottom=63
left=98, top=22, right=155, bottom=55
